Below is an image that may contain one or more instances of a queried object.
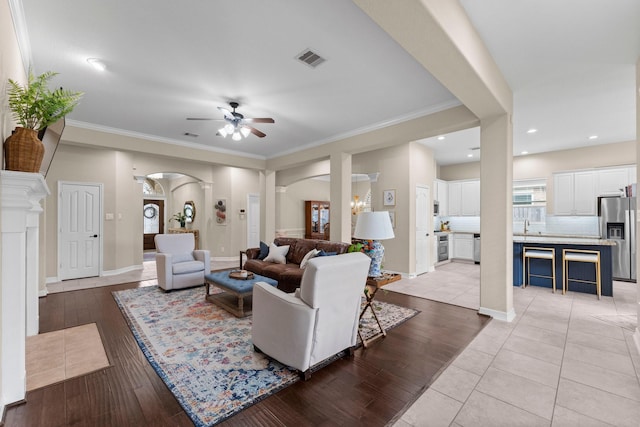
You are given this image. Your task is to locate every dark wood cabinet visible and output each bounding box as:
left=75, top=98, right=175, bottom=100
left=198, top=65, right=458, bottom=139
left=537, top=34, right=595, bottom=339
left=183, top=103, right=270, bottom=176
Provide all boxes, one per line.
left=305, top=200, right=330, bottom=240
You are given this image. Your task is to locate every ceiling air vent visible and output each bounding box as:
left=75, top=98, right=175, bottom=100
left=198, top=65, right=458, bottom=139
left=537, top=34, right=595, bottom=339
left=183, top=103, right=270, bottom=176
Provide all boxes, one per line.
left=296, top=49, right=326, bottom=68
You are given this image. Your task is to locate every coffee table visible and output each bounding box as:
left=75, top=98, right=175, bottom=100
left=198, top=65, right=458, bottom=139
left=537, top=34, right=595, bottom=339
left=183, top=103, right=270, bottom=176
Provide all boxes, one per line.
left=204, top=270, right=278, bottom=317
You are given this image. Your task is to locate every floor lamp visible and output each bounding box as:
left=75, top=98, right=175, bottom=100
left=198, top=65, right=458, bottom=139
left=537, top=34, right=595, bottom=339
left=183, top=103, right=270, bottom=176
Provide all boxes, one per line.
left=354, top=211, right=395, bottom=277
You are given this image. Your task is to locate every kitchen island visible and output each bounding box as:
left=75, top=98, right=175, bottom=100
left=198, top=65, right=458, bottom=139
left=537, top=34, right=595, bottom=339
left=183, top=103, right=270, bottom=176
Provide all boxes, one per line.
left=513, top=234, right=616, bottom=297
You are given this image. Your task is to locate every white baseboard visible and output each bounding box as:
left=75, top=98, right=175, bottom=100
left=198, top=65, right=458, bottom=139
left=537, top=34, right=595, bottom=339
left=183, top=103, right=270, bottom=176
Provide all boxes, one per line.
left=38, top=289, right=47, bottom=297
left=102, top=264, right=143, bottom=276
left=46, top=276, right=59, bottom=284
left=479, top=306, right=516, bottom=322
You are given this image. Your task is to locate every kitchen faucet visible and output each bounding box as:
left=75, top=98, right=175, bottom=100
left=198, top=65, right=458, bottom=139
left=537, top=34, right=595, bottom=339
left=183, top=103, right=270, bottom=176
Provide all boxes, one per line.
left=524, top=219, right=530, bottom=234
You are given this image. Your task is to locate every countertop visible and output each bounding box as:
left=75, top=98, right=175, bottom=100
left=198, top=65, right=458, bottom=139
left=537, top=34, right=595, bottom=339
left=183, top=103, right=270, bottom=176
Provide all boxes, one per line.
left=435, top=231, right=615, bottom=245
left=513, top=233, right=615, bottom=246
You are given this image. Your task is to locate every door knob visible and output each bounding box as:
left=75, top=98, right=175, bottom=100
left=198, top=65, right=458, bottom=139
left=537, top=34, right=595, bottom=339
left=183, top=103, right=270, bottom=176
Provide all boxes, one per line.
left=91, top=234, right=98, bottom=238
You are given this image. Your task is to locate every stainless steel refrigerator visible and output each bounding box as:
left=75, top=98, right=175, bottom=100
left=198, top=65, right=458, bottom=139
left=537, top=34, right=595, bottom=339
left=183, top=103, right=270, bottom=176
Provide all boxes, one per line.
left=599, top=197, right=636, bottom=281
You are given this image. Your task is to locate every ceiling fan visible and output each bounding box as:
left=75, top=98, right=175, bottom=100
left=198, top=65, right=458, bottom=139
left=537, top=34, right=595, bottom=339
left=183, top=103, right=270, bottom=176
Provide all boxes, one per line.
left=187, top=102, right=274, bottom=141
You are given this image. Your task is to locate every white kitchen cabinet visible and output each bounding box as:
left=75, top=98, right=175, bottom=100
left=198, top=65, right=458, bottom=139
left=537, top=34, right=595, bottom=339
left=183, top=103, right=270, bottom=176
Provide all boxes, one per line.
left=447, top=180, right=479, bottom=217
left=596, top=167, right=631, bottom=196
left=452, top=233, right=474, bottom=261
left=448, top=181, right=462, bottom=216
left=461, top=180, right=480, bottom=216
left=553, top=171, right=596, bottom=215
left=436, top=180, right=448, bottom=216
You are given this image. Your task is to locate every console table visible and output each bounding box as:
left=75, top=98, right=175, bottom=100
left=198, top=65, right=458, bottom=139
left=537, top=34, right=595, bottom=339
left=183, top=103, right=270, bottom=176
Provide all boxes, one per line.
left=168, top=228, right=200, bottom=249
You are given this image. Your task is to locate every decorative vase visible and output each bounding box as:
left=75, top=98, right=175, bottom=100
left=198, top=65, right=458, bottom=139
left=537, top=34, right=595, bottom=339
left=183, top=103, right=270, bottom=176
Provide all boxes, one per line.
left=180, top=220, right=186, bottom=228
left=3, top=127, right=45, bottom=173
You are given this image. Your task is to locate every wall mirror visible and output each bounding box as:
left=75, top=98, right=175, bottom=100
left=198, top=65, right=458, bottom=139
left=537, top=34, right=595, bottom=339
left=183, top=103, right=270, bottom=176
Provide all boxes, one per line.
left=184, top=201, right=196, bottom=223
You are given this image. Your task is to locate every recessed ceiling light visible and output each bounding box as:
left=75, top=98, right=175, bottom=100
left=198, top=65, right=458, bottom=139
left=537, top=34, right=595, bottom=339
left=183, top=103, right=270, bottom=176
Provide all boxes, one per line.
left=437, top=136, right=445, bottom=140
left=467, top=153, right=473, bottom=158
left=86, top=57, right=106, bottom=71
left=527, top=129, right=537, bottom=134
left=588, top=135, right=598, bottom=140
left=521, top=151, right=529, bottom=155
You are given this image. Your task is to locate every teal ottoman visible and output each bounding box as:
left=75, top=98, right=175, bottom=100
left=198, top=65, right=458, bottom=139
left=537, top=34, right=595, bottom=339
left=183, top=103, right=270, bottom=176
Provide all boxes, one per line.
left=204, top=270, right=278, bottom=317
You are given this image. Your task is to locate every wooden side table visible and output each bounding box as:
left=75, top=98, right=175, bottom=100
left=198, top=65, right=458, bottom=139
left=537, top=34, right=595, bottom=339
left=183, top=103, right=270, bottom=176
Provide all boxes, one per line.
left=359, top=272, right=401, bottom=347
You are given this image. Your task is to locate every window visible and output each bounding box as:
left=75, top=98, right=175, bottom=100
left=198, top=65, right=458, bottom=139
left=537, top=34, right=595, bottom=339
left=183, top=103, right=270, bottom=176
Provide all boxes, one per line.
left=513, top=180, right=546, bottom=223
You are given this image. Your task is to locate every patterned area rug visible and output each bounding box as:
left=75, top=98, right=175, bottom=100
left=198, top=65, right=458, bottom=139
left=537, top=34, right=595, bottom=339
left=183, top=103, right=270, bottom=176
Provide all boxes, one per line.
left=113, top=285, right=418, bottom=426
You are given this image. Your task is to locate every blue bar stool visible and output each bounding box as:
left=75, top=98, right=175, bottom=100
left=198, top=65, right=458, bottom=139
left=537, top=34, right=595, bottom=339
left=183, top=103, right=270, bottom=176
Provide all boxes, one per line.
left=562, top=249, right=601, bottom=299
left=523, top=247, right=556, bottom=292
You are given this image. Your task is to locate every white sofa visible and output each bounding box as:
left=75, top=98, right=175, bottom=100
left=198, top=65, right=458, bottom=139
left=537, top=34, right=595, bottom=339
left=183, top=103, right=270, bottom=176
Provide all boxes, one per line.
left=251, top=251, right=370, bottom=379
left=154, top=233, right=210, bottom=291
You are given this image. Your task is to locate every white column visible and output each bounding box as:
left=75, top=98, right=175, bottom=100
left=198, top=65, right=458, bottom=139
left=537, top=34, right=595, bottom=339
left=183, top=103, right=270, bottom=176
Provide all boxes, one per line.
left=263, top=170, right=276, bottom=242
left=330, top=152, right=352, bottom=243
left=479, top=114, right=515, bottom=321
left=1, top=171, right=50, bottom=406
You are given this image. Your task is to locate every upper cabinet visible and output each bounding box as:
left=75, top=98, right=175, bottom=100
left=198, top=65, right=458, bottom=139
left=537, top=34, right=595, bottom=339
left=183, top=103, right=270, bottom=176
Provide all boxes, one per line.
left=553, top=171, right=597, bottom=215
left=448, top=179, right=480, bottom=217
left=433, top=179, right=448, bottom=216
left=596, top=166, right=636, bottom=196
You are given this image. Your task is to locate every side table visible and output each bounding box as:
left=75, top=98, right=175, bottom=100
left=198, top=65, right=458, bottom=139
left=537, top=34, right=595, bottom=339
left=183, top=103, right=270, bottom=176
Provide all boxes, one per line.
left=359, top=272, right=401, bottom=347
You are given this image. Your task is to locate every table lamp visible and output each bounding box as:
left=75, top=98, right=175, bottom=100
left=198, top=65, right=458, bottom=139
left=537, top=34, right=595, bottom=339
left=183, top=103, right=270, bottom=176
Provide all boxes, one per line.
left=354, top=211, right=395, bottom=277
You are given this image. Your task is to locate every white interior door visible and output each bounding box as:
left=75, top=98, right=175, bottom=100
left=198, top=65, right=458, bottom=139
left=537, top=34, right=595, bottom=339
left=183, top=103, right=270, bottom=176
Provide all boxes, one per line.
left=247, top=193, right=260, bottom=248
left=59, top=182, right=102, bottom=280
left=415, top=185, right=430, bottom=275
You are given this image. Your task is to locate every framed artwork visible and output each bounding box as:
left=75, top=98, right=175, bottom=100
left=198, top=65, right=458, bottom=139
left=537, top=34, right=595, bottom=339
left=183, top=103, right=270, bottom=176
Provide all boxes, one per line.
left=383, top=189, right=396, bottom=206
left=214, top=199, right=227, bottom=225
left=388, top=210, right=395, bottom=228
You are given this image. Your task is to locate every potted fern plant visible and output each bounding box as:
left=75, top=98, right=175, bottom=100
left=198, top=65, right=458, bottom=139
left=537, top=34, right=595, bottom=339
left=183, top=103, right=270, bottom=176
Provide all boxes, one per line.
left=5, top=69, right=83, bottom=172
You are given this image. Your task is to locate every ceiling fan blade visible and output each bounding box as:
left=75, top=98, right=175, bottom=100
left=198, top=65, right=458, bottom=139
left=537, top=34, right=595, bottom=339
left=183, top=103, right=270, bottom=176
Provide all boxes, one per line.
left=217, top=106, right=235, bottom=120
left=243, top=118, right=275, bottom=124
left=187, top=117, right=215, bottom=120
left=248, top=126, right=266, bottom=138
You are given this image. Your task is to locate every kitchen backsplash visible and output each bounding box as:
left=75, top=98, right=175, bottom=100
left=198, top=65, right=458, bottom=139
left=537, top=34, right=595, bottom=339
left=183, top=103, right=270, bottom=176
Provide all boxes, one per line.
left=438, top=215, right=600, bottom=237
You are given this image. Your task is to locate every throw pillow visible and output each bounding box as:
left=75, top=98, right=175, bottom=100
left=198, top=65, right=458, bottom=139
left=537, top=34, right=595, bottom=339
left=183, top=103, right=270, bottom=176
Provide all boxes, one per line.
left=263, top=243, right=290, bottom=264
left=258, top=241, right=269, bottom=260
left=317, top=250, right=338, bottom=257
left=299, top=249, right=320, bottom=269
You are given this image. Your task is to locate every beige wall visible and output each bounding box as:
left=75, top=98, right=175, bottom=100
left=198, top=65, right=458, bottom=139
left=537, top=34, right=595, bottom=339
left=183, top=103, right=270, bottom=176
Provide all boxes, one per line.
left=276, top=178, right=330, bottom=237
left=43, top=140, right=262, bottom=281
left=354, top=144, right=413, bottom=274
left=440, top=140, right=637, bottom=213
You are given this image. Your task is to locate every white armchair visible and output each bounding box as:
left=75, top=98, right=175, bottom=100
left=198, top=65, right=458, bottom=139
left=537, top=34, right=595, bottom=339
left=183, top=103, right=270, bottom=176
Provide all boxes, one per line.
left=251, top=252, right=370, bottom=379
left=154, top=233, right=210, bottom=291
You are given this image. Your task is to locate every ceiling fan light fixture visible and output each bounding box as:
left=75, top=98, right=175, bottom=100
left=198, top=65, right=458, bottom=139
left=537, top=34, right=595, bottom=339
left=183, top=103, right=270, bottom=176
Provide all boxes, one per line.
left=218, top=127, right=228, bottom=138
left=232, top=131, right=242, bottom=141
left=224, top=123, right=235, bottom=134
left=240, top=126, right=251, bottom=138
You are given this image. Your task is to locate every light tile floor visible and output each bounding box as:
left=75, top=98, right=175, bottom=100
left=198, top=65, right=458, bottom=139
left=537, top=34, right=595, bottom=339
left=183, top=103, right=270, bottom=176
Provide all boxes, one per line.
left=26, top=323, right=110, bottom=390
left=389, top=262, right=640, bottom=427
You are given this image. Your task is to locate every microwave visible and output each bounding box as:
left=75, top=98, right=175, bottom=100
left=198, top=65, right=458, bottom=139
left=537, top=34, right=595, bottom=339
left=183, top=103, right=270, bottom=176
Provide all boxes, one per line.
left=433, top=200, right=440, bottom=216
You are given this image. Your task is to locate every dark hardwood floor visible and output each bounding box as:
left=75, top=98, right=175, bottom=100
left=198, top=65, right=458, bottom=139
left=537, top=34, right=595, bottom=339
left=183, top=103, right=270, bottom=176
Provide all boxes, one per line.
left=5, top=282, right=490, bottom=427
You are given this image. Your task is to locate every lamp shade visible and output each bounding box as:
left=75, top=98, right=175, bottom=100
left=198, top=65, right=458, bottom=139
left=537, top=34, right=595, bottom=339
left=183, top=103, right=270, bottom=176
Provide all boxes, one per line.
left=353, top=211, right=395, bottom=240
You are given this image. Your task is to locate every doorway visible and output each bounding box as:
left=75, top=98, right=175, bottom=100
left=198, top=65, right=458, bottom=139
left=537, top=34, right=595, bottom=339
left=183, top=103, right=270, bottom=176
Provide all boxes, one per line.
left=247, top=193, right=260, bottom=248
left=58, top=182, right=102, bottom=280
left=143, top=199, right=164, bottom=250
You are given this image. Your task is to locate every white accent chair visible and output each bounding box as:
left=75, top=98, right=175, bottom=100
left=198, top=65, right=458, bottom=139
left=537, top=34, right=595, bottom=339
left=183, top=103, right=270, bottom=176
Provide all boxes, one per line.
left=251, top=252, right=370, bottom=379
left=154, top=233, right=210, bottom=291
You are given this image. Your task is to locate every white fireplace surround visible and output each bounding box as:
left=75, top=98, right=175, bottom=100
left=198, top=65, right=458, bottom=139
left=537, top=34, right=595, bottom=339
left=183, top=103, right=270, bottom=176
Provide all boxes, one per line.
left=1, top=171, right=49, bottom=409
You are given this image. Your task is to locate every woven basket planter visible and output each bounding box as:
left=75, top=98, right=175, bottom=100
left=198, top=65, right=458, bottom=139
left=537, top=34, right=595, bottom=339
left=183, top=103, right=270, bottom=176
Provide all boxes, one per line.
left=3, top=127, right=44, bottom=173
